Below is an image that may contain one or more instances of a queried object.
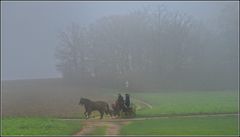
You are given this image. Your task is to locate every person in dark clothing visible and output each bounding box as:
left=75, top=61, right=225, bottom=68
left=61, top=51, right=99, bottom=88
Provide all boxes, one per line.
left=117, top=93, right=125, bottom=110
left=118, top=94, right=124, bottom=102
left=125, top=94, right=130, bottom=108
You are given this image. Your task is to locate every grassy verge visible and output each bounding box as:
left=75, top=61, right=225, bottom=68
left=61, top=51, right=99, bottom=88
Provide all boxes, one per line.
left=2, top=117, right=82, bottom=135
left=121, top=115, right=239, bottom=135
left=132, top=90, right=238, bottom=117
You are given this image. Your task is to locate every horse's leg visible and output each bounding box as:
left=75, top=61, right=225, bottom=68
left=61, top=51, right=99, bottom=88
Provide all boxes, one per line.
left=110, top=111, right=113, bottom=118
left=117, top=110, right=120, bottom=118
left=109, top=110, right=113, bottom=118
left=112, top=111, right=116, bottom=118
left=85, top=111, right=89, bottom=119
left=84, top=111, right=87, bottom=118
left=105, top=109, right=109, bottom=116
left=99, top=110, right=104, bottom=119
left=87, top=111, right=92, bottom=119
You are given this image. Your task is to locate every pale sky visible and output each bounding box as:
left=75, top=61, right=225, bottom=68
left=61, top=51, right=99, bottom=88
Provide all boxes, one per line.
left=1, top=1, right=233, bottom=80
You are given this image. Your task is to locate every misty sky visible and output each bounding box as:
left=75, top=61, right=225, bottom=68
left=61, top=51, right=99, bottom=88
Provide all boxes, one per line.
left=1, top=1, right=232, bottom=80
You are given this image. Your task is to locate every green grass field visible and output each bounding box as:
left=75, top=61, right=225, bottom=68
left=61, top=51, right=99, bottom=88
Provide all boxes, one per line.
left=121, top=115, right=239, bottom=135
left=2, top=79, right=239, bottom=135
left=2, top=117, right=82, bottom=135
left=121, top=90, right=239, bottom=135
left=131, top=90, right=238, bottom=117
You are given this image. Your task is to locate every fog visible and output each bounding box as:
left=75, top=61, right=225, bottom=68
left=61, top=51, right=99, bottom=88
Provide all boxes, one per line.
left=2, top=2, right=238, bottom=90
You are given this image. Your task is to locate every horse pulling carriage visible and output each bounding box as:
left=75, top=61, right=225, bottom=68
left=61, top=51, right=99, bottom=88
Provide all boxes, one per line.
left=79, top=93, right=136, bottom=119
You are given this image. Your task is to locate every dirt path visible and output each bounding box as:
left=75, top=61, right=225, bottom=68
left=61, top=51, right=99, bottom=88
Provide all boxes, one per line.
left=73, top=120, right=130, bottom=135
left=74, top=121, right=95, bottom=135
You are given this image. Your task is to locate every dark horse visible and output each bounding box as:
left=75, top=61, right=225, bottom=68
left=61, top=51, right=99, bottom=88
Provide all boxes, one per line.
left=79, top=98, right=111, bottom=119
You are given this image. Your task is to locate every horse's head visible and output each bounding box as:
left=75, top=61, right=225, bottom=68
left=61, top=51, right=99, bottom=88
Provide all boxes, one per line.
left=79, top=98, right=85, bottom=105
left=79, top=97, right=90, bottom=105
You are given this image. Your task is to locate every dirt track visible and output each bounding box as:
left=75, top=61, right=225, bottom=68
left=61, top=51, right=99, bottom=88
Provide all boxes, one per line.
left=73, top=120, right=130, bottom=135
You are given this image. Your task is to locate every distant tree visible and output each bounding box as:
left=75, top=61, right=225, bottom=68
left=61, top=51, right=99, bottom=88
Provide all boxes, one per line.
left=55, top=23, right=90, bottom=80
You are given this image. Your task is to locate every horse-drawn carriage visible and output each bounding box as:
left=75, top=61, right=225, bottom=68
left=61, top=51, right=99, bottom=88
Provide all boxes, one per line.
left=111, top=93, right=136, bottom=118
left=79, top=93, right=136, bottom=119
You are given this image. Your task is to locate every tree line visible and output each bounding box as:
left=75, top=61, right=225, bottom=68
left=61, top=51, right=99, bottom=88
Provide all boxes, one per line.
left=55, top=5, right=238, bottom=90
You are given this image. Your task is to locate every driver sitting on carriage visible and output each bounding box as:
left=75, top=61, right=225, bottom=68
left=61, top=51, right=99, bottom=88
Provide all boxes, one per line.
left=125, top=93, right=130, bottom=108
left=117, top=93, right=130, bottom=109
left=111, top=93, right=133, bottom=117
